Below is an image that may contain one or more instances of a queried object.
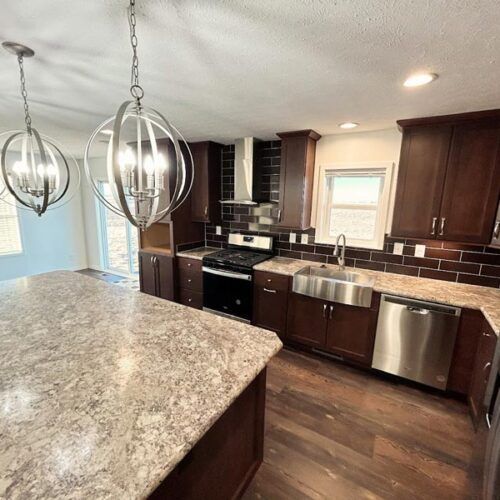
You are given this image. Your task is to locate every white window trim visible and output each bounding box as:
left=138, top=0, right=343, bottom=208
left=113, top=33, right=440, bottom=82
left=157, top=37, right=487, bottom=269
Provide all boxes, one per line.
left=0, top=195, right=25, bottom=258
left=314, top=162, right=394, bottom=250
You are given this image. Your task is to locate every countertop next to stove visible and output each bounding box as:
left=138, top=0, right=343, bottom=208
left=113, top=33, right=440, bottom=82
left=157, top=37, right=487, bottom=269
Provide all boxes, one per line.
left=176, top=246, right=220, bottom=260
left=254, top=256, right=500, bottom=336
left=0, top=271, right=282, bottom=498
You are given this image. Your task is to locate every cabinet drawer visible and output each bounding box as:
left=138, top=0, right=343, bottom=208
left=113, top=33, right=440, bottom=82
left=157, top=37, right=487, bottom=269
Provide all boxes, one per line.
left=254, top=271, right=289, bottom=292
left=177, top=257, right=203, bottom=272
left=178, top=289, right=203, bottom=310
left=178, top=268, right=203, bottom=292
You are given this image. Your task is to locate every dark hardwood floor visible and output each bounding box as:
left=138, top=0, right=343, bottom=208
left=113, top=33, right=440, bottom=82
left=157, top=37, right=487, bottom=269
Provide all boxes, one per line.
left=243, top=348, right=480, bottom=500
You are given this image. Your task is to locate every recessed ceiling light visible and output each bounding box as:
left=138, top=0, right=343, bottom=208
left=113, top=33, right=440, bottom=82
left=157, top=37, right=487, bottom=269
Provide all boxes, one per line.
left=339, top=122, right=359, bottom=129
left=403, top=72, right=438, bottom=87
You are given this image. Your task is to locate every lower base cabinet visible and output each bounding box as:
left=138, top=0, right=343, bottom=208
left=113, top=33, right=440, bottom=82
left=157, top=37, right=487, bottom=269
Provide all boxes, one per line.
left=139, top=251, right=175, bottom=301
left=177, top=257, right=203, bottom=309
left=286, top=291, right=379, bottom=365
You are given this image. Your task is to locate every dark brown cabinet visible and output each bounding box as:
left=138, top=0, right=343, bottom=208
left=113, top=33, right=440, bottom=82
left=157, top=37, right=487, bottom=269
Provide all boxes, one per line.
left=252, top=271, right=290, bottom=338
left=286, top=292, right=328, bottom=347
left=189, top=141, right=223, bottom=224
left=468, top=321, right=497, bottom=428
left=392, top=111, right=500, bottom=244
left=139, top=250, right=175, bottom=301
left=276, top=130, right=321, bottom=230
left=325, top=300, right=379, bottom=366
left=176, top=257, right=203, bottom=310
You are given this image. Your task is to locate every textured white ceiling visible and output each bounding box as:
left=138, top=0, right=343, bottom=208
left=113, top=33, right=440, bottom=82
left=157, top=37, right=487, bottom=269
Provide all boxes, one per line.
left=1, top=0, right=499, bottom=155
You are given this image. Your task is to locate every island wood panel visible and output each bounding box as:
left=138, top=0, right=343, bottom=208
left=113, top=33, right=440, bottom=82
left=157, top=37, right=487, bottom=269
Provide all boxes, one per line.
left=150, top=369, right=266, bottom=500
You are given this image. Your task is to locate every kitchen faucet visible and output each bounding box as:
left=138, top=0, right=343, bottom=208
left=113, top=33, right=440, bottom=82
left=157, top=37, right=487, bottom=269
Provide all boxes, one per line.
left=334, top=233, right=346, bottom=270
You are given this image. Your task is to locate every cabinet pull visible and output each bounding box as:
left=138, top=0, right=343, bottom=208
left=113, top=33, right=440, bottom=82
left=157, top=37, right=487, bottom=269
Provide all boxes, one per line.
left=486, top=413, right=492, bottom=429
left=439, top=217, right=446, bottom=236
left=430, top=217, right=437, bottom=235
left=329, top=304, right=334, bottom=319
left=187, top=279, right=192, bottom=283
left=187, top=262, right=192, bottom=267
left=484, top=362, right=492, bottom=374
left=150, top=256, right=154, bottom=266
left=267, top=278, right=272, bottom=283
left=323, top=304, right=327, bottom=318
left=494, top=221, right=500, bottom=239
left=263, top=288, right=277, bottom=294
left=277, top=209, right=282, bottom=222
left=188, top=298, right=192, bottom=303
left=204, top=206, right=208, bottom=217
left=483, top=331, right=493, bottom=337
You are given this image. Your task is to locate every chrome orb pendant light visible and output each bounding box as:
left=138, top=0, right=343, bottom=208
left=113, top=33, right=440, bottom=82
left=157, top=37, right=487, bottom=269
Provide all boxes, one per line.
left=84, top=0, right=193, bottom=230
left=0, top=42, right=80, bottom=216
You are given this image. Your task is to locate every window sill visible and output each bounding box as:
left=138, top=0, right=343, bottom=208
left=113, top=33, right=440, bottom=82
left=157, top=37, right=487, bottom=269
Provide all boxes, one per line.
left=313, top=238, right=384, bottom=251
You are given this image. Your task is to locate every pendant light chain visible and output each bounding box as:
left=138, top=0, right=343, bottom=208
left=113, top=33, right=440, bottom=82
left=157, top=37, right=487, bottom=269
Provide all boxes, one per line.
left=128, top=0, right=144, bottom=103
left=17, top=55, right=33, bottom=135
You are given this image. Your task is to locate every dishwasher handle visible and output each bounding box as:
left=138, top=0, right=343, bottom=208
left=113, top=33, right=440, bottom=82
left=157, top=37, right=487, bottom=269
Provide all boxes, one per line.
left=382, top=294, right=461, bottom=317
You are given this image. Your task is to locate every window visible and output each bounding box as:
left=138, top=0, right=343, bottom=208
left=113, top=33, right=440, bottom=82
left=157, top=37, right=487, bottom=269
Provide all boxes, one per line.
left=0, top=194, right=22, bottom=256
left=315, top=163, right=394, bottom=249
left=97, top=182, right=139, bottom=276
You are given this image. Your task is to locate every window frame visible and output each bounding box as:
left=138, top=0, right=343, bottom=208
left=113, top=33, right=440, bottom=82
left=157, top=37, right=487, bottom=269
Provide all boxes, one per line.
left=314, top=162, right=394, bottom=250
left=0, top=193, right=24, bottom=258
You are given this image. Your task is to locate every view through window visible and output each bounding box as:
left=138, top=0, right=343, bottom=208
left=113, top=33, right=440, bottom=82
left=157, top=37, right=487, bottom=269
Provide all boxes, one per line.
left=98, top=182, right=139, bottom=275
left=0, top=194, right=22, bottom=256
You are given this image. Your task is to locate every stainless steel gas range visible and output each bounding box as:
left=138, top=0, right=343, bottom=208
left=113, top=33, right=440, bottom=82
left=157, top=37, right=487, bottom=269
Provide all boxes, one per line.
left=202, top=233, right=273, bottom=322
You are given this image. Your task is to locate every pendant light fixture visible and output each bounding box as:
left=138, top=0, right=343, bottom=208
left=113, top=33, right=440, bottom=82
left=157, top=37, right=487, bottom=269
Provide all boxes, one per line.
left=84, top=0, right=193, bottom=230
left=0, top=42, right=80, bottom=216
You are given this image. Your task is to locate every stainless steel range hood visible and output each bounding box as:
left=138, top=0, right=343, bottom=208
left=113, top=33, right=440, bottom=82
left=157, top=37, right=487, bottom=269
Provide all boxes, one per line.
left=220, top=137, right=260, bottom=205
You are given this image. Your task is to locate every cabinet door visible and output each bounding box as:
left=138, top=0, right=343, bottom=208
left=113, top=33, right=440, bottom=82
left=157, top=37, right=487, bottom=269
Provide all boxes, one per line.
left=438, top=122, right=500, bottom=243
left=253, top=286, right=289, bottom=338
left=286, top=292, right=327, bottom=347
left=139, top=251, right=157, bottom=296
left=190, top=141, right=222, bottom=224
left=325, top=302, right=378, bottom=366
left=156, top=254, right=175, bottom=301
left=391, top=126, right=452, bottom=239
left=277, top=130, right=320, bottom=230
left=468, top=322, right=497, bottom=428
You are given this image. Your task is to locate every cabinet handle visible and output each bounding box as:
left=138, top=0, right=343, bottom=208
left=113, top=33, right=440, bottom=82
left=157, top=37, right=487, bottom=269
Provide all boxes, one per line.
left=494, top=221, right=500, bottom=239
left=187, top=262, right=192, bottom=267
left=439, top=217, right=446, bottom=236
left=329, top=304, right=334, bottom=319
left=263, top=288, right=277, bottom=293
left=277, top=209, right=282, bottom=222
left=204, top=206, right=208, bottom=217
left=486, top=413, right=492, bottom=429
left=430, top=217, right=437, bottom=236
left=187, top=279, right=192, bottom=283
left=150, top=256, right=154, bottom=266
left=483, top=331, right=493, bottom=337
left=188, top=298, right=192, bottom=303
left=484, top=362, right=492, bottom=374
left=267, top=278, right=272, bottom=283
left=323, top=304, right=327, bottom=318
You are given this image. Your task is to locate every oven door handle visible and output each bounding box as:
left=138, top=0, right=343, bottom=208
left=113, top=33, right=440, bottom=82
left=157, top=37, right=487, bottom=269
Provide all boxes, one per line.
left=202, top=266, right=252, bottom=281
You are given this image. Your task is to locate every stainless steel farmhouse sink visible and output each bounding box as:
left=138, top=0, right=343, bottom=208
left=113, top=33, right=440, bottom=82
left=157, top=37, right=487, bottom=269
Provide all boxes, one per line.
left=292, top=266, right=375, bottom=308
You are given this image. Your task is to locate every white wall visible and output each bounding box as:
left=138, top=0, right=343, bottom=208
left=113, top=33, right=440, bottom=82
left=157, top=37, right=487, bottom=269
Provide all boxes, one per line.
left=0, top=189, right=88, bottom=281
left=312, top=128, right=402, bottom=229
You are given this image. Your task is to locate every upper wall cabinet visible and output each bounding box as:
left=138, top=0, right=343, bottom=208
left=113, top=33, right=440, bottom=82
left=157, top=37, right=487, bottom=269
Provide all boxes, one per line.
left=276, top=130, right=321, bottom=230
left=189, top=141, right=223, bottom=224
left=392, top=111, right=500, bottom=244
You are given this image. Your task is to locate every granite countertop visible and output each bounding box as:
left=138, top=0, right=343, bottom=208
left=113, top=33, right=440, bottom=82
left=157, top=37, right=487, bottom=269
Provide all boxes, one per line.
left=0, top=271, right=282, bottom=499
left=176, top=246, right=220, bottom=260
left=255, top=256, right=500, bottom=335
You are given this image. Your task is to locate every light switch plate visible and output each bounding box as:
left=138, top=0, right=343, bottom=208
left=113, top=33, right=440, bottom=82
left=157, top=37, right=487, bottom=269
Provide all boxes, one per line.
left=300, top=233, right=309, bottom=244
left=215, top=226, right=222, bottom=236
left=393, top=242, right=404, bottom=255
left=414, top=244, right=426, bottom=258
left=289, top=233, right=297, bottom=243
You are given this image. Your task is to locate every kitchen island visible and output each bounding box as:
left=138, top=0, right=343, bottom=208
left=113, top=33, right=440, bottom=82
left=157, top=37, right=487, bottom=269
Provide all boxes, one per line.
left=0, top=271, right=282, bottom=499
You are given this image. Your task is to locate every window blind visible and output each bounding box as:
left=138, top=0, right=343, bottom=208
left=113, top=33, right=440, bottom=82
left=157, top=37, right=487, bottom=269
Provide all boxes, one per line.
left=0, top=195, right=22, bottom=255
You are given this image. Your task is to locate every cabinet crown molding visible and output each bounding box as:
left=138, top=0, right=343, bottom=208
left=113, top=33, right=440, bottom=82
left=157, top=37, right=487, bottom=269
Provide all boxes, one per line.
left=397, top=108, right=500, bottom=130
left=277, top=129, right=321, bottom=141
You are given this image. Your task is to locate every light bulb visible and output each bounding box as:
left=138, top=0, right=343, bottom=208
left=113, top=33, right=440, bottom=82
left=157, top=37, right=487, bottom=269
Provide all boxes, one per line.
left=13, top=161, right=28, bottom=176
left=144, top=155, right=155, bottom=175
left=119, top=148, right=136, bottom=172
left=37, top=164, right=45, bottom=178
left=46, top=164, right=57, bottom=177
left=156, top=153, right=167, bottom=173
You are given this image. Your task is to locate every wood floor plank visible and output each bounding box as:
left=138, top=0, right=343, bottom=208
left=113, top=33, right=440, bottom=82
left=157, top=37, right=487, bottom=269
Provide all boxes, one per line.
left=243, top=348, right=480, bottom=500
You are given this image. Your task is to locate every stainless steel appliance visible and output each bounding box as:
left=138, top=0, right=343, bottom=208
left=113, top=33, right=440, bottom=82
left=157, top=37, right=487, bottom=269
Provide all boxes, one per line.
left=202, top=233, right=273, bottom=322
left=490, top=201, right=500, bottom=247
left=371, top=294, right=461, bottom=390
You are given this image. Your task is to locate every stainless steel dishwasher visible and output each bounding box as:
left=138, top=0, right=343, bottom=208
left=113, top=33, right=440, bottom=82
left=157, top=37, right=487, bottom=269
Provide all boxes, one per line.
left=372, top=294, right=461, bottom=390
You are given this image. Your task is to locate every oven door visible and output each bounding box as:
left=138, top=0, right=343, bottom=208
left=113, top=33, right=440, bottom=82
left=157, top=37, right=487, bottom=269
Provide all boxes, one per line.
left=202, top=267, right=253, bottom=322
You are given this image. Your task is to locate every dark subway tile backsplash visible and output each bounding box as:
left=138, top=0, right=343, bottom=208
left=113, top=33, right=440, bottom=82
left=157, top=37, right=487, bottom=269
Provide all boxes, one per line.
left=204, top=142, right=500, bottom=288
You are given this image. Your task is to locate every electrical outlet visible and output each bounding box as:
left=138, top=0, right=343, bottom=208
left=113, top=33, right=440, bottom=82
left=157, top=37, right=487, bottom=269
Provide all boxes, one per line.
left=393, top=242, right=404, bottom=255
left=414, top=244, right=426, bottom=258
left=215, top=226, right=222, bottom=236
left=289, top=233, right=297, bottom=243
left=300, top=233, right=309, bottom=244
